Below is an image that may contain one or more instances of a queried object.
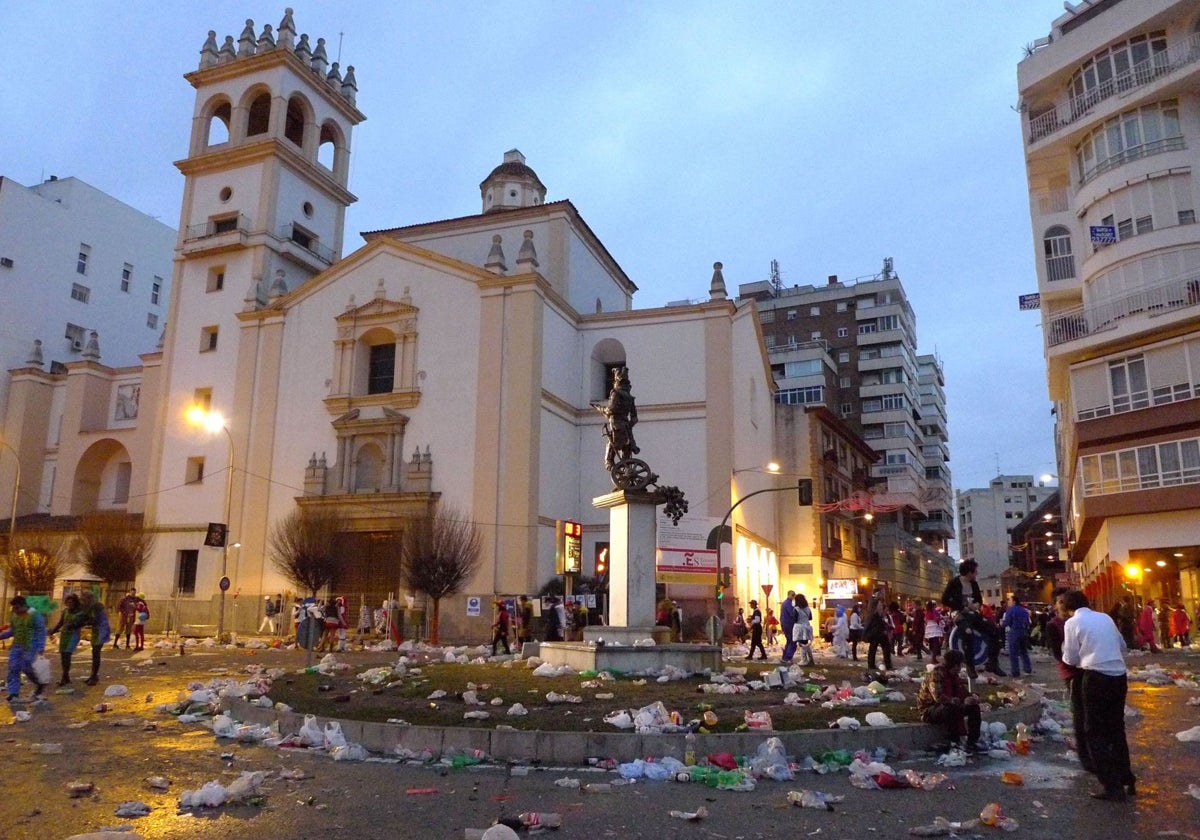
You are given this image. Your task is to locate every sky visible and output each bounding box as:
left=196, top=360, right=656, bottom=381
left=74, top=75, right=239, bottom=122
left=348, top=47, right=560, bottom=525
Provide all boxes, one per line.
left=0, top=1, right=1066, bottom=493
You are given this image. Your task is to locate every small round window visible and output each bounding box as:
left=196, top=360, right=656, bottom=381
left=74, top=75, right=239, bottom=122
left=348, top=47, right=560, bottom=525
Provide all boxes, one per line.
left=303, top=201, right=314, bottom=218
left=219, top=186, right=233, bottom=202
left=509, top=190, right=517, bottom=198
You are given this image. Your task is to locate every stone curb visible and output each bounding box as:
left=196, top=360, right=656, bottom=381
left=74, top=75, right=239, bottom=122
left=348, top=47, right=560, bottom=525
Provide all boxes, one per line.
left=223, top=695, right=1043, bottom=765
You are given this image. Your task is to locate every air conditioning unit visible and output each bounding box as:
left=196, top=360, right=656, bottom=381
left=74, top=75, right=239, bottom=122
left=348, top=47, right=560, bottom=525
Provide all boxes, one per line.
left=0, top=257, right=13, bottom=268
left=71, top=338, right=84, bottom=351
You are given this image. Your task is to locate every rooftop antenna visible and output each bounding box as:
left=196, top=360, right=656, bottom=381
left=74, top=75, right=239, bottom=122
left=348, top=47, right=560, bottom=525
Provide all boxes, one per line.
left=336, top=31, right=344, bottom=63
left=770, top=259, right=782, bottom=297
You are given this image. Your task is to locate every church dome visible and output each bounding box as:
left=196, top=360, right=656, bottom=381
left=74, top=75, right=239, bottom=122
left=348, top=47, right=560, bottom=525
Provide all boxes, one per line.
left=480, top=149, right=546, bottom=214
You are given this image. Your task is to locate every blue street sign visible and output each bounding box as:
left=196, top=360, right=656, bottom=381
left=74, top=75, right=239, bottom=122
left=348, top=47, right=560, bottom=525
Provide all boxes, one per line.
left=1090, top=225, right=1117, bottom=244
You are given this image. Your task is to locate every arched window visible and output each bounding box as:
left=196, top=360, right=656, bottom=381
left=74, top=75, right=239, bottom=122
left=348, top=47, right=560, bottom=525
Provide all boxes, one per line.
left=247, top=91, right=272, bottom=137
left=284, top=95, right=307, bottom=147
left=1043, top=226, right=1075, bottom=282
left=590, top=337, right=627, bottom=402
left=207, top=101, right=231, bottom=146
left=318, top=122, right=339, bottom=170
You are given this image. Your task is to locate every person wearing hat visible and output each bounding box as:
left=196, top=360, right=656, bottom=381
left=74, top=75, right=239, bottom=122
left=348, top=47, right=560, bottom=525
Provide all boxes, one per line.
left=746, top=599, right=766, bottom=660
left=1, top=596, right=49, bottom=702
left=491, top=599, right=512, bottom=655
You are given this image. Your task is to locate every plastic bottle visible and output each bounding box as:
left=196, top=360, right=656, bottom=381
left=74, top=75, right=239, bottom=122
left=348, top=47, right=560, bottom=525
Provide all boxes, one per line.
left=1015, top=722, right=1030, bottom=755
left=980, top=803, right=1002, bottom=826
left=684, top=732, right=696, bottom=766
left=519, top=813, right=563, bottom=829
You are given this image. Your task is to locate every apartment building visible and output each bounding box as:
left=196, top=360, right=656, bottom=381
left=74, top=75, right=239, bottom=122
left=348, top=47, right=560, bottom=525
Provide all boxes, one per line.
left=955, top=475, right=1057, bottom=579
left=1018, top=0, right=1200, bottom=613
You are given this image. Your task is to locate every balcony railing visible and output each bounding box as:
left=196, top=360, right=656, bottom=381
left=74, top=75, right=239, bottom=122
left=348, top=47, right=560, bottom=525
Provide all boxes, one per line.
left=279, top=224, right=336, bottom=265
left=1028, top=31, right=1200, bottom=144
left=184, top=214, right=251, bottom=241
left=1080, top=136, right=1185, bottom=185
left=1046, top=270, right=1200, bottom=347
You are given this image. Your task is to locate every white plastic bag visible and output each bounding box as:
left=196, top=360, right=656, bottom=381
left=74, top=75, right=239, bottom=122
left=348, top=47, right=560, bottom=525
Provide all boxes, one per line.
left=323, top=721, right=347, bottom=748
left=210, top=714, right=237, bottom=738
left=330, top=743, right=368, bottom=761
left=604, top=710, right=633, bottom=729
left=31, top=655, right=52, bottom=685
left=298, top=713, right=324, bottom=747
left=865, top=711, right=894, bottom=727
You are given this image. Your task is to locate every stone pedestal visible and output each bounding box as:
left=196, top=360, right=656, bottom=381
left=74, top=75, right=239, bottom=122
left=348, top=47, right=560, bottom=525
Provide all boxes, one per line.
left=592, top=488, right=664, bottom=629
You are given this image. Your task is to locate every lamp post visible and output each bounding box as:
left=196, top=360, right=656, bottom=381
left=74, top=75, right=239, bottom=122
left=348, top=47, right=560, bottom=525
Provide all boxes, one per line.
left=0, top=438, right=19, bottom=624
left=187, top=407, right=234, bottom=641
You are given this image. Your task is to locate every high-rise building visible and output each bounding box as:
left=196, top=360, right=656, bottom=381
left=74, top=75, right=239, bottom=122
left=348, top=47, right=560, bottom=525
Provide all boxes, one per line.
left=955, top=475, right=1056, bottom=579
left=0, top=175, right=175, bottom=516
left=738, top=259, right=955, bottom=600
left=1018, top=0, right=1200, bottom=612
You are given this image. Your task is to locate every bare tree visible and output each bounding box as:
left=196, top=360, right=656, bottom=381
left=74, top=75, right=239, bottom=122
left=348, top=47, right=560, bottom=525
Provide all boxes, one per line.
left=268, top=508, right=346, bottom=597
left=75, top=511, right=155, bottom=593
left=6, top=531, right=71, bottom=594
left=401, top=506, right=482, bottom=645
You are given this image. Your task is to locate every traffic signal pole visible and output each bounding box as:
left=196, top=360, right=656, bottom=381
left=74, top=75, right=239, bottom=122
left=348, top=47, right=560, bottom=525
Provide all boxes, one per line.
left=713, top=480, right=813, bottom=622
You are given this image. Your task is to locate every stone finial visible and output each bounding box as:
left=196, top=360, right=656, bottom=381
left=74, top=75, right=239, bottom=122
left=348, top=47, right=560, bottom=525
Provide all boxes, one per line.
left=257, top=23, right=276, bottom=51
left=157, top=328, right=166, bottom=350
left=277, top=8, right=296, bottom=50
left=345, top=293, right=356, bottom=312
left=516, top=229, right=539, bottom=269
left=484, top=235, right=507, bottom=275
left=237, top=19, right=258, bottom=56
left=401, top=285, right=412, bottom=305
left=82, top=331, right=101, bottom=362
left=268, top=269, right=288, bottom=300
left=411, top=446, right=421, bottom=464
left=422, top=445, right=432, bottom=463
left=709, top=261, right=727, bottom=301
left=326, top=62, right=342, bottom=88
left=311, top=37, right=329, bottom=76
left=26, top=338, right=44, bottom=367
left=341, top=65, right=358, bottom=105
left=244, top=276, right=266, bottom=311
left=294, top=33, right=312, bottom=63
left=199, top=31, right=220, bottom=69
left=219, top=35, right=237, bottom=63
left=374, top=278, right=386, bottom=299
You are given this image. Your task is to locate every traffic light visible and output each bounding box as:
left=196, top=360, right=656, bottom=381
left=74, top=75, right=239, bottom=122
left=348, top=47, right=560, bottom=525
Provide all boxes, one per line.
left=716, top=584, right=725, bottom=600
left=595, top=547, right=608, bottom=577
left=797, top=478, right=814, bottom=506
left=720, top=567, right=732, bottom=587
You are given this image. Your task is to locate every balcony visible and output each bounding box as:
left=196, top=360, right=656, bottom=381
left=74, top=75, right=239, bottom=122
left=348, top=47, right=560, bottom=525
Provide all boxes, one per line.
left=279, top=224, right=336, bottom=265
left=1028, top=32, right=1200, bottom=145
left=182, top=214, right=252, bottom=255
left=1046, top=270, right=1200, bottom=347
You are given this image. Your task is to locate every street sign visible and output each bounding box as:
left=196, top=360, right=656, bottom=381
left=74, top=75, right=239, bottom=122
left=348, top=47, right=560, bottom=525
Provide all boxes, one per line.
left=1018, top=293, right=1041, bottom=311
left=1090, top=225, right=1117, bottom=244
left=296, top=616, right=321, bottom=650
left=761, top=584, right=774, bottom=598
left=218, top=576, right=231, bottom=592
left=204, top=522, right=228, bottom=547
left=466, top=596, right=481, bottom=617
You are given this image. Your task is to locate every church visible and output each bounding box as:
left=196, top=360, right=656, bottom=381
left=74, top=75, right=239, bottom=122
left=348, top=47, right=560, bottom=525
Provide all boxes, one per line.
left=2, top=9, right=787, bottom=641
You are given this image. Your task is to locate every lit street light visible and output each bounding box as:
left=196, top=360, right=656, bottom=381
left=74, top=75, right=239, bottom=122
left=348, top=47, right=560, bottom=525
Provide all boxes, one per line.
left=186, top=406, right=235, bottom=641
left=0, top=438, right=19, bottom=624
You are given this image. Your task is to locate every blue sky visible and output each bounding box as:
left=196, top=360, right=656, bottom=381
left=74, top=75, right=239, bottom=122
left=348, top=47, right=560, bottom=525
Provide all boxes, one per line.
left=0, top=2, right=1066, bottom=492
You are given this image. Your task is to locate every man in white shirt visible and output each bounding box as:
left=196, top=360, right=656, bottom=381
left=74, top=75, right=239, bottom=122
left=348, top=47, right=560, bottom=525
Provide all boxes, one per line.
left=1059, top=589, right=1135, bottom=802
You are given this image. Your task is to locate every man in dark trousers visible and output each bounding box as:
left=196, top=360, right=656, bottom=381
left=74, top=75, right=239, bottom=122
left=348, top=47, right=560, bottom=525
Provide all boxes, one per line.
left=1060, top=589, right=1135, bottom=802
left=941, top=559, right=999, bottom=677
left=746, top=600, right=766, bottom=660
left=916, top=649, right=981, bottom=750
left=779, top=589, right=797, bottom=662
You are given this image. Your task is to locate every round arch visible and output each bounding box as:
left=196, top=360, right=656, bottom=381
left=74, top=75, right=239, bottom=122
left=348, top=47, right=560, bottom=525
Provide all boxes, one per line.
left=72, top=438, right=133, bottom=515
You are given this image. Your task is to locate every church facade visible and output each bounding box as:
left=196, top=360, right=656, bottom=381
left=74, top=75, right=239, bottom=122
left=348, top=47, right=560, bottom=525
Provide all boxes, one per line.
left=3, top=10, right=784, bottom=641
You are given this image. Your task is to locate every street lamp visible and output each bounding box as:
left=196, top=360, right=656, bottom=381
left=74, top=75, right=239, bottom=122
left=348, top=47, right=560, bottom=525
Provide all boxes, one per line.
left=0, top=438, right=19, bottom=624
left=186, top=406, right=234, bottom=641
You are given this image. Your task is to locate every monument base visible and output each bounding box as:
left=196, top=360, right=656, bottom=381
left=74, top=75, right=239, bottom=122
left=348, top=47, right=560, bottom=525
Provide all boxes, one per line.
left=535, top=627, right=722, bottom=674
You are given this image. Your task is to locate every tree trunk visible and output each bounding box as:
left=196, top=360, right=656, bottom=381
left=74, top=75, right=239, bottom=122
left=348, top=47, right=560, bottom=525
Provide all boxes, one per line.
left=429, top=597, right=441, bottom=645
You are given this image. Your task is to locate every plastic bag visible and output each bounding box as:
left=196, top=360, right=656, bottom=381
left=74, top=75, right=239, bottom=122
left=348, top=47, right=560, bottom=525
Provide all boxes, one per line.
left=748, top=737, right=792, bottom=780
left=298, top=714, right=324, bottom=746
left=604, top=710, right=633, bottom=729
left=31, top=655, right=52, bottom=685
left=210, top=714, right=237, bottom=738
left=642, top=762, right=672, bottom=781
left=180, top=781, right=227, bottom=808
left=323, top=721, right=347, bottom=748
left=330, top=743, right=368, bottom=761
left=224, top=771, right=266, bottom=803
left=744, top=710, right=773, bottom=729
left=865, top=712, right=894, bottom=727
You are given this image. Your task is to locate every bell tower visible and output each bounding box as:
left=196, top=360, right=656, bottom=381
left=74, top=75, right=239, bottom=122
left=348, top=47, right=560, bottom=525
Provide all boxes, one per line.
left=145, top=9, right=366, bottom=579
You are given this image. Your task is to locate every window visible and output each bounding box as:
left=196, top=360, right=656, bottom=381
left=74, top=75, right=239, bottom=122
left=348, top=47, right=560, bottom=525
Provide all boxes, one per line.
left=289, top=224, right=314, bottom=250
left=878, top=314, right=899, bottom=331
left=193, top=387, right=212, bottom=412
left=763, top=335, right=776, bottom=348
left=207, top=267, right=225, bottom=293
left=70, top=283, right=90, bottom=303
left=1135, top=215, right=1153, bottom=235
left=121, top=263, right=132, bottom=292
left=839, top=377, right=851, bottom=387
left=840, top=402, right=853, bottom=416
left=367, top=343, right=396, bottom=395
left=885, top=452, right=909, bottom=465
left=77, top=244, right=90, bottom=275
left=759, top=310, right=775, bottom=324
left=185, top=456, right=205, bottom=484
left=1179, top=210, right=1196, bottom=225
left=1117, top=217, right=1133, bottom=240
left=146, top=313, right=158, bottom=329
left=809, top=306, right=820, bottom=316
left=1074, top=98, right=1180, bottom=184
left=837, top=327, right=848, bottom=337
left=200, top=326, right=218, bottom=352
left=858, top=323, right=877, bottom=334
left=1069, top=32, right=1167, bottom=115
left=783, top=359, right=822, bottom=377
left=1109, top=354, right=1148, bottom=412
left=176, top=550, right=198, bottom=596
left=151, top=277, right=163, bottom=305
left=786, top=310, right=797, bottom=321
left=1043, top=226, right=1074, bottom=281
left=882, top=393, right=906, bottom=411
left=836, top=302, right=848, bottom=312
left=1080, top=435, right=1200, bottom=496
left=837, top=351, right=851, bottom=363
left=212, top=216, right=238, bottom=234
left=810, top=331, right=821, bottom=340
left=65, top=322, right=85, bottom=347
left=774, top=386, right=824, bottom=405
